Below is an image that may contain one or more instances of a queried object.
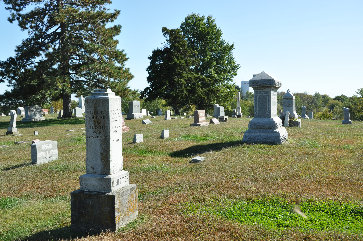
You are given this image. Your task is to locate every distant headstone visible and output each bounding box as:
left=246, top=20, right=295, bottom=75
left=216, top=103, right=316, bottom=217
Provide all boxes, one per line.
left=57, top=110, right=63, bottom=119
left=78, top=95, right=85, bottom=112
left=73, top=107, right=83, bottom=117
left=342, top=107, right=352, bottom=124
left=214, top=104, right=228, bottom=122
left=210, top=118, right=220, bottom=125
left=42, top=109, right=49, bottom=115
left=282, top=90, right=298, bottom=119
left=16, top=107, right=25, bottom=116
left=31, top=140, right=58, bottom=164
left=161, top=129, right=169, bottom=139
left=141, top=109, right=147, bottom=116
left=165, top=110, right=171, bottom=120
left=133, top=134, right=143, bottom=143
left=301, top=106, right=309, bottom=119
left=242, top=72, right=288, bottom=144
left=71, top=89, right=138, bottom=233
left=191, top=110, right=209, bottom=126
left=34, top=131, right=39, bottom=136
left=50, top=107, right=54, bottom=114
left=127, top=101, right=143, bottom=119
left=190, top=156, right=205, bottom=163
left=6, top=110, right=18, bottom=135
left=308, top=111, right=313, bottom=119
left=236, top=92, right=242, bottom=118
left=22, top=105, right=45, bottom=122
left=157, top=109, right=163, bottom=116
left=142, top=119, right=152, bottom=125
left=284, top=111, right=290, bottom=127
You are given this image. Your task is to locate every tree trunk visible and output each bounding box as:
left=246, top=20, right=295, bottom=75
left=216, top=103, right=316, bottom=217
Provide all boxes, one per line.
left=62, top=93, right=72, bottom=118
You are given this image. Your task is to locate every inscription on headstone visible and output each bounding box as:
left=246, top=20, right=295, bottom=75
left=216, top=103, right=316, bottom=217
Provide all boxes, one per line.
left=31, top=140, right=58, bottom=164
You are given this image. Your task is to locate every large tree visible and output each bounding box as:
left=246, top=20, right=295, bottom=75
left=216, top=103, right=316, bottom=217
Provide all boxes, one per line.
left=142, top=14, right=240, bottom=113
left=0, top=0, right=133, bottom=117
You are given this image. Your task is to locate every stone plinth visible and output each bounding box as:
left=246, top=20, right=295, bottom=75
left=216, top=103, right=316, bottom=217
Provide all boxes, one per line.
left=191, top=110, right=209, bottom=126
left=71, top=89, right=137, bottom=233
left=242, top=72, right=288, bottom=144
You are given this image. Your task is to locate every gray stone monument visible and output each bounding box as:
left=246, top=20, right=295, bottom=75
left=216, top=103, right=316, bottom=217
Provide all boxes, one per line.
left=165, top=110, right=171, bottom=120
left=236, top=92, right=242, bottom=118
left=191, top=110, right=209, bottom=126
left=342, top=107, right=352, bottom=124
left=126, top=100, right=143, bottom=120
left=31, top=140, right=58, bottom=164
left=301, top=106, right=309, bottom=119
left=161, top=129, right=169, bottom=139
left=308, top=111, right=313, bottom=119
left=157, top=109, right=163, bottom=116
left=280, top=89, right=300, bottom=127
left=16, top=107, right=25, bottom=116
left=6, top=110, right=18, bottom=135
left=71, top=89, right=138, bottom=233
left=284, top=111, right=290, bottom=127
left=22, top=105, right=45, bottom=122
left=73, top=107, right=83, bottom=117
left=242, top=72, right=288, bottom=144
left=50, top=107, right=54, bottom=114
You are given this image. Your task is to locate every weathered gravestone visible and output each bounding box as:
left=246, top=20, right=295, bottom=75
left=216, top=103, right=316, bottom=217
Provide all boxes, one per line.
left=342, top=107, right=352, bottom=124
left=161, top=129, right=169, bottom=139
left=191, top=110, right=209, bottom=126
left=235, top=92, right=242, bottom=117
left=213, top=104, right=228, bottom=122
left=142, top=119, right=152, bottom=125
left=31, top=140, right=58, bottom=164
left=6, top=110, right=18, bottom=135
left=284, top=111, right=290, bottom=127
left=210, top=118, right=220, bottom=125
left=126, top=101, right=143, bottom=120
left=280, top=89, right=301, bottom=127
left=133, top=134, right=143, bottom=143
left=78, top=95, right=85, bottom=113
left=165, top=110, right=171, bottom=120
left=57, top=110, right=63, bottom=119
left=22, top=105, right=45, bottom=122
left=71, top=89, right=138, bottom=233
left=157, top=109, right=163, bottom=116
left=50, top=107, right=54, bottom=114
left=73, top=107, right=83, bottom=117
left=16, top=107, right=25, bottom=117
left=301, top=106, right=309, bottom=119
left=141, top=109, right=147, bottom=116
left=242, top=72, right=288, bottom=144
left=308, top=111, right=313, bottom=119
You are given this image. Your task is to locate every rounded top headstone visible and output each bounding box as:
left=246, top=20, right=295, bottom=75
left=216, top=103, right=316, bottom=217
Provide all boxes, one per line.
left=249, top=71, right=281, bottom=88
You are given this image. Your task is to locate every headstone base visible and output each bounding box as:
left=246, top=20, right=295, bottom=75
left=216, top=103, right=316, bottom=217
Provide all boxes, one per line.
left=71, top=184, right=138, bottom=234
left=218, top=116, right=228, bottom=122
left=22, top=117, right=45, bottom=122
left=342, top=120, right=352, bottom=124
left=126, top=113, right=143, bottom=120
left=6, top=128, right=18, bottom=135
left=190, top=122, right=209, bottom=126
left=242, top=117, right=288, bottom=145
left=80, top=171, right=129, bottom=193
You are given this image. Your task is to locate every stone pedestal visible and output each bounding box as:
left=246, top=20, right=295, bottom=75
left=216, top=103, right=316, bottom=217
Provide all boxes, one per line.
left=71, top=89, right=138, bottom=233
left=191, top=110, right=209, bottom=126
left=71, top=184, right=138, bottom=234
left=243, top=72, right=288, bottom=144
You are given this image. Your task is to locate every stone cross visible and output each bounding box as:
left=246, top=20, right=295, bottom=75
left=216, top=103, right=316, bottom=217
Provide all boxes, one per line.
left=6, top=110, right=18, bottom=135
left=71, top=89, right=138, bottom=233
left=342, top=107, right=352, bottom=124
left=242, top=72, right=288, bottom=144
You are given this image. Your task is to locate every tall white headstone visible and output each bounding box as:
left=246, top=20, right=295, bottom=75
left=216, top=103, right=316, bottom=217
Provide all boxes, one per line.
left=242, top=72, right=288, bottom=144
left=71, top=89, right=138, bottom=233
left=6, top=110, right=18, bottom=135
left=236, top=92, right=242, bottom=117
left=165, top=110, right=171, bottom=120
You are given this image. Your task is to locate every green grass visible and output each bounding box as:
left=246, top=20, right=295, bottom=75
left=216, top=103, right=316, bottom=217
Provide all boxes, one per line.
left=185, top=198, right=363, bottom=234
left=0, top=115, right=362, bottom=240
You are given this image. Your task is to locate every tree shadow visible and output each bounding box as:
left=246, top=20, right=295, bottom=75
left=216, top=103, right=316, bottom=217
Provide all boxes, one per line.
left=23, top=226, right=106, bottom=241
left=0, top=118, right=85, bottom=129
left=170, top=140, right=243, bottom=157
left=2, top=162, right=32, bottom=171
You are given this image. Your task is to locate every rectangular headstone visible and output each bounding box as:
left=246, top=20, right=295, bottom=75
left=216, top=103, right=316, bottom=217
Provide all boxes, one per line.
left=127, top=101, right=143, bottom=119
left=142, top=119, right=152, bottom=125
left=165, top=110, right=171, bottom=120
left=133, top=134, right=143, bottom=143
left=161, top=129, right=169, bottom=139
left=191, top=110, right=209, bottom=126
left=31, top=140, right=58, bottom=164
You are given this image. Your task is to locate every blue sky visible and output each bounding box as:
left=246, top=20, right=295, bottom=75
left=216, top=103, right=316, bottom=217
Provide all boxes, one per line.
left=0, top=0, right=362, bottom=97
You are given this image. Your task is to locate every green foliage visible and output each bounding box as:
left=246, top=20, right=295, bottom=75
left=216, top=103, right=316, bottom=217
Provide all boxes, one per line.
left=315, top=108, right=333, bottom=120
left=185, top=198, right=363, bottom=233
left=141, top=98, right=167, bottom=115
left=0, top=197, right=22, bottom=210
left=142, top=14, right=240, bottom=114
left=0, top=0, right=133, bottom=117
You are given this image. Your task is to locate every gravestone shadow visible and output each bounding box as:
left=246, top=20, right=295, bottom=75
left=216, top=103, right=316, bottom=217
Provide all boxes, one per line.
left=170, top=140, right=243, bottom=158
left=0, top=118, right=85, bottom=129
left=23, top=226, right=108, bottom=240
left=2, top=162, right=31, bottom=171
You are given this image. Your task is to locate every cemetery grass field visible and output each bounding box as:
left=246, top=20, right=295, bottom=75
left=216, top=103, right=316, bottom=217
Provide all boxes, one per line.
left=0, top=115, right=362, bottom=240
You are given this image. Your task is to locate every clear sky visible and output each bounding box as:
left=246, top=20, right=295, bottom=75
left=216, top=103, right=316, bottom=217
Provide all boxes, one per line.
left=0, top=0, right=362, bottom=97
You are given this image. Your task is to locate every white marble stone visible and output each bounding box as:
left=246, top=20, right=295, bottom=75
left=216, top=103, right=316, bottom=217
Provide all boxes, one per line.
left=31, top=140, right=58, bottom=164
left=142, top=119, right=152, bottom=125
left=161, top=129, right=169, bottom=139
left=6, top=110, right=18, bottom=135
left=165, top=110, right=171, bottom=120
left=133, top=134, right=143, bottom=143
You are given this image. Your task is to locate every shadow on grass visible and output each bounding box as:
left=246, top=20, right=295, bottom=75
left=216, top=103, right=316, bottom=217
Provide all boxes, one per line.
left=0, top=118, right=85, bottom=129
left=170, top=140, right=243, bottom=157
left=23, top=226, right=107, bottom=241
left=2, top=162, right=32, bottom=171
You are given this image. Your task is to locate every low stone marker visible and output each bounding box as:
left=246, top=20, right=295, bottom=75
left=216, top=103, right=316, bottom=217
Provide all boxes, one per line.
left=342, top=107, right=352, bottom=124
left=242, top=72, right=288, bottom=144
left=191, top=110, right=209, bottom=126
left=34, top=131, right=39, bottom=136
left=71, top=89, right=138, bottom=233
left=142, top=119, right=152, bottom=125
left=209, top=118, right=220, bottom=125
left=141, top=109, right=147, bottom=116
left=31, top=140, right=58, bottom=165
left=301, top=106, right=309, bottom=119
left=73, top=107, right=83, bottom=117
left=161, top=129, right=169, bottom=139
left=6, top=110, right=18, bottom=135
left=165, top=110, right=171, bottom=120
left=133, top=134, right=143, bottom=143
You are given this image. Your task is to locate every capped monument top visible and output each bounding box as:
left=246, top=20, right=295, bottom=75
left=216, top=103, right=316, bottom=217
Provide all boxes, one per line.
left=249, top=71, right=281, bottom=88
left=90, top=89, right=115, bottom=97
left=283, top=89, right=294, bottom=99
